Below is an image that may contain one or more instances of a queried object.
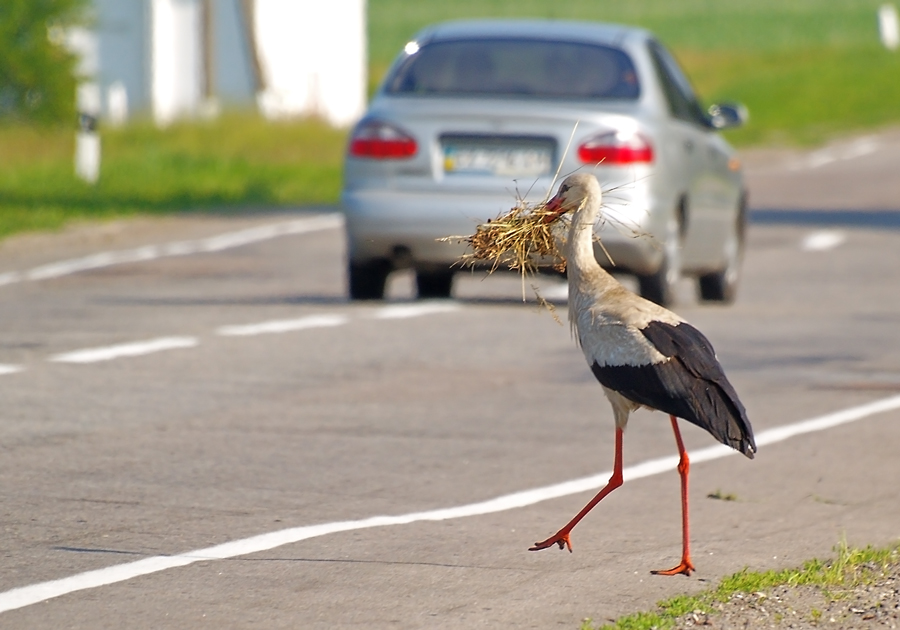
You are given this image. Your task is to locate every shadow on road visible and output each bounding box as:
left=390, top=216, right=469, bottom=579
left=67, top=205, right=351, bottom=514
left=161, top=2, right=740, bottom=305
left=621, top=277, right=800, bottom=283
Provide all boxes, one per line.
left=90, top=208, right=900, bottom=309
left=750, top=208, right=900, bottom=229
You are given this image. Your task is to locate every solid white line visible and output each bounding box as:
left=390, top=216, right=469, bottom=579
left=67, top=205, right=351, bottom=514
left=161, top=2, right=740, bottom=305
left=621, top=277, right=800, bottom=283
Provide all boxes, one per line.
left=373, top=303, right=461, bottom=319
left=2, top=393, right=899, bottom=614
left=49, top=337, right=199, bottom=364
left=752, top=394, right=900, bottom=446
left=0, top=364, right=24, bottom=375
left=216, top=314, right=349, bottom=337
left=3, top=215, right=341, bottom=285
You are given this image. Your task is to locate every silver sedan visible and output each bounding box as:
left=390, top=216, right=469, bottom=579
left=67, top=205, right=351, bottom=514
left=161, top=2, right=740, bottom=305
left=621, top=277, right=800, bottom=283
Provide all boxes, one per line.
left=341, top=19, right=747, bottom=306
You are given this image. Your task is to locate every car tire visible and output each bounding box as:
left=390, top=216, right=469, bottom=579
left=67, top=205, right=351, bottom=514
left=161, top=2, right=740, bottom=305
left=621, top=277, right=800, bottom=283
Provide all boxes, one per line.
left=415, top=269, right=454, bottom=299
left=698, top=195, right=746, bottom=304
left=637, top=212, right=682, bottom=307
left=348, top=260, right=391, bottom=300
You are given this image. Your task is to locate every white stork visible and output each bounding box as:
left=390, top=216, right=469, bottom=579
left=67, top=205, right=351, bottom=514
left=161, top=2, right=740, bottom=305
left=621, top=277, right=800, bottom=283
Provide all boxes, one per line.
left=528, top=173, right=756, bottom=576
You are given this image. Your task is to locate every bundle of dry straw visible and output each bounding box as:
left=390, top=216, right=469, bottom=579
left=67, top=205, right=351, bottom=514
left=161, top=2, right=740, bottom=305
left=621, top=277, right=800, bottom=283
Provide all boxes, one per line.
left=443, top=199, right=568, bottom=276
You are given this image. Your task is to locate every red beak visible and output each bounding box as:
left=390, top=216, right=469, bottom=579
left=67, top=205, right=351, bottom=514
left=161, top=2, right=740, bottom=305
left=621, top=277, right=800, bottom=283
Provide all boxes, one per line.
left=541, top=192, right=567, bottom=224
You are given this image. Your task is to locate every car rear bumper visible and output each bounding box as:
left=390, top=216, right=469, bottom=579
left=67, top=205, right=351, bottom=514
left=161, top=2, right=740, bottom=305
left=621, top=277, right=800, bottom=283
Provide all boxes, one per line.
left=342, top=189, right=666, bottom=274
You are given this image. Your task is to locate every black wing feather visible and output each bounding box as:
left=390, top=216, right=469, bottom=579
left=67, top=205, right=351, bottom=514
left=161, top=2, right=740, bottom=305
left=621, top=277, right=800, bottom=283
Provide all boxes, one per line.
left=590, top=320, right=756, bottom=458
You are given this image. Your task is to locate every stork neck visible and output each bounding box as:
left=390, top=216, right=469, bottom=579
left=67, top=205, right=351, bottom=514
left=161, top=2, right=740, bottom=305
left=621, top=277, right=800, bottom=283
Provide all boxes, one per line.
left=569, top=217, right=595, bottom=269
left=564, top=205, right=622, bottom=309
left=566, top=204, right=605, bottom=276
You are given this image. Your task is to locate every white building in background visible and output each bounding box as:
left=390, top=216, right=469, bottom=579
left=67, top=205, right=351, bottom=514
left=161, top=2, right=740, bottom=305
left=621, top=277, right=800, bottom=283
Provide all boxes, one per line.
left=80, top=0, right=366, bottom=127
left=880, top=4, right=900, bottom=50
left=254, top=0, right=367, bottom=126
left=150, top=0, right=205, bottom=125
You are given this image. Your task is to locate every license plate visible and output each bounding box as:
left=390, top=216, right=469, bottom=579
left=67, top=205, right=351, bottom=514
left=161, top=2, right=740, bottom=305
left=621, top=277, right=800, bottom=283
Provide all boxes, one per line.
left=442, top=137, right=554, bottom=177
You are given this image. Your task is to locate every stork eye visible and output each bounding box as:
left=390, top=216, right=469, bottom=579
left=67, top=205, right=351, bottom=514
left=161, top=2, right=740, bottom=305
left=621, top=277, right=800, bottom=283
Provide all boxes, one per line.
left=558, top=184, right=570, bottom=195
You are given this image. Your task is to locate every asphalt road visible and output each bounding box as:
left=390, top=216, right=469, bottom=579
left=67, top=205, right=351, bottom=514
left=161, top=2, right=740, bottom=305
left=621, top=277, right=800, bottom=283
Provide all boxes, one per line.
left=1, top=131, right=900, bottom=629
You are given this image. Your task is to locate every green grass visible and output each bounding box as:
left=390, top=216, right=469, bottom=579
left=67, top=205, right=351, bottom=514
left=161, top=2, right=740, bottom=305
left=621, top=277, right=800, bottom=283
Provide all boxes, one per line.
left=368, top=0, right=889, bottom=64
left=685, top=46, right=900, bottom=146
left=583, top=540, right=900, bottom=630
left=0, top=114, right=346, bottom=240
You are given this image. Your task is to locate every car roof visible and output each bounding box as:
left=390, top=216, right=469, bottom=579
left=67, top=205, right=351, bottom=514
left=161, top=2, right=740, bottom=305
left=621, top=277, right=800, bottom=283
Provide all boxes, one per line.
left=411, top=19, right=652, bottom=49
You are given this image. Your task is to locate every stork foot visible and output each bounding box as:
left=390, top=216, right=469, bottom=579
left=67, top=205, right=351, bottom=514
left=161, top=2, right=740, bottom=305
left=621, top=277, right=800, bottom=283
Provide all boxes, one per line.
left=651, top=558, right=695, bottom=577
left=529, top=531, right=573, bottom=552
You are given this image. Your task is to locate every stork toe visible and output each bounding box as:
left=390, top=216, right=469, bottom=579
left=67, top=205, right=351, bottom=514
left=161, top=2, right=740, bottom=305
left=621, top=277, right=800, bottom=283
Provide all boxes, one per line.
left=651, top=558, right=695, bottom=576
left=529, top=531, right=572, bottom=552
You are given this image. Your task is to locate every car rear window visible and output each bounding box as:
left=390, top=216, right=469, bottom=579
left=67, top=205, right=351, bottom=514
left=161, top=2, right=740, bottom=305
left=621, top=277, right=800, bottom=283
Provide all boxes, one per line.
left=386, top=38, right=640, bottom=100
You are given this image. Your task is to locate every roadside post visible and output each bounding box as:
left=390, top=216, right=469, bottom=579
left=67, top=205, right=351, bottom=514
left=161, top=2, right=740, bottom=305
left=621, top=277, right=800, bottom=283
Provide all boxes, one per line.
left=75, top=82, right=101, bottom=184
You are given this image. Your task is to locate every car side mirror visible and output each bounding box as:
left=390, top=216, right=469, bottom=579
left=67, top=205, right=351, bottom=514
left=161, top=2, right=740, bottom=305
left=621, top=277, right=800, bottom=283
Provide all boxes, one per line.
left=708, top=103, right=748, bottom=130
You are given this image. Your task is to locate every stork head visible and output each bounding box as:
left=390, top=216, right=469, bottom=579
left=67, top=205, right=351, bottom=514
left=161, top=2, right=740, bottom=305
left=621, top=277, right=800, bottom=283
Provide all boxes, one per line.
left=542, top=173, right=602, bottom=223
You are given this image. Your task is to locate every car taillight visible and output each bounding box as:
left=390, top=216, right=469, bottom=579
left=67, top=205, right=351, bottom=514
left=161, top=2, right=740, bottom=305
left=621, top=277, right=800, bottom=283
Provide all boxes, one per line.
left=577, top=131, right=653, bottom=165
left=349, top=120, right=417, bottom=159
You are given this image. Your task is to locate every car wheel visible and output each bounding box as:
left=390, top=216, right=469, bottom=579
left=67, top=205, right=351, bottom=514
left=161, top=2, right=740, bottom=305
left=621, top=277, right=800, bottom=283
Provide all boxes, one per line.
left=348, top=259, right=391, bottom=300
left=698, top=196, right=746, bottom=304
left=415, top=269, right=454, bottom=299
left=637, top=213, right=682, bottom=307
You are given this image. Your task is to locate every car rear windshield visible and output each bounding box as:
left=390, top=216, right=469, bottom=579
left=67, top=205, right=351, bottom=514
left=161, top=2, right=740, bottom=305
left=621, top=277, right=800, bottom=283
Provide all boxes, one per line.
left=386, top=38, right=640, bottom=100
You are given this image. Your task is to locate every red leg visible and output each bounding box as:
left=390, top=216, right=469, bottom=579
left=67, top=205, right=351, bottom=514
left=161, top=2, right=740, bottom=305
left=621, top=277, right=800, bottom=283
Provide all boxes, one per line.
left=530, top=427, right=624, bottom=553
left=651, top=415, right=695, bottom=576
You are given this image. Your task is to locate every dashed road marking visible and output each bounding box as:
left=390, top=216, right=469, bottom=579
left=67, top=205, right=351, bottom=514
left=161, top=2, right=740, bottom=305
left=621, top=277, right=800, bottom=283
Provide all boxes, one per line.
left=802, top=230, right=846, bottom=251
left=539, top=283, right=569, bottom=301
left=216, top=314, right=349, bottom=336
left=374, top=303, right=461, bottom=319
left=0, top=272, right=21, bottom=287
left=0, top=364, right=23, bottom=375
left=13, top=304, right=465, bottom=370
left=1, top=214, right=341, bottom=287
left=49, top=337, right=199, bottom=364
left=2, top=392, right=899, bottom=614
left=789, top=137, right=879, bottom=171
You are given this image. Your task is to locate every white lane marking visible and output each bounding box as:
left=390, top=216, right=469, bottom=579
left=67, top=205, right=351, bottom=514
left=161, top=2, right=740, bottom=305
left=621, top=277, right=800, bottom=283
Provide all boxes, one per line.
left=49, top=337, right=199, bottom=364
left=802, top=230, right=846, bottom=251
left=802, top=150, right=838, bottom=170
left=0, top=272, right=22, bottom=287
left=216, top=314, right=348, bottom=337
left=790, top=137, right=879, bottom=171
left=2, top=215, right=341, bottom=285
left=539, top=283, right=569, bottom=302
left=753, top=394, right=900, bottom=446
left=2, top=393, right=899, bottom=614
left=0, top=364, right=24, bottom=375
left=14, top=301, right=459, bottom=371
left=373, top=303, right=461, bottom=319
left=190, top=216, right=340, bottom=252
left=843, top=137, right=879, bottom=159
left=28, top=246, right=162, bottom=281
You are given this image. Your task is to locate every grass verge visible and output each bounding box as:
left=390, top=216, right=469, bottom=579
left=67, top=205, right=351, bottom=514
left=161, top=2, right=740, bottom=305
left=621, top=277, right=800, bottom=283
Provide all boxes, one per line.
left=367, top=0, right=891, bottom=65
left=0, top=113, right=347, bottom=241
left=584, top=540, right=900, bottom=630
left=685, top=45, right=900, bottom=147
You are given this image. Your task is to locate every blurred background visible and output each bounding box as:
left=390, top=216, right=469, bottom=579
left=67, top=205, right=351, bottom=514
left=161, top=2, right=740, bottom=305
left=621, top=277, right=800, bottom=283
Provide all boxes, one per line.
left=1, top=0, right=899, bottom=241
